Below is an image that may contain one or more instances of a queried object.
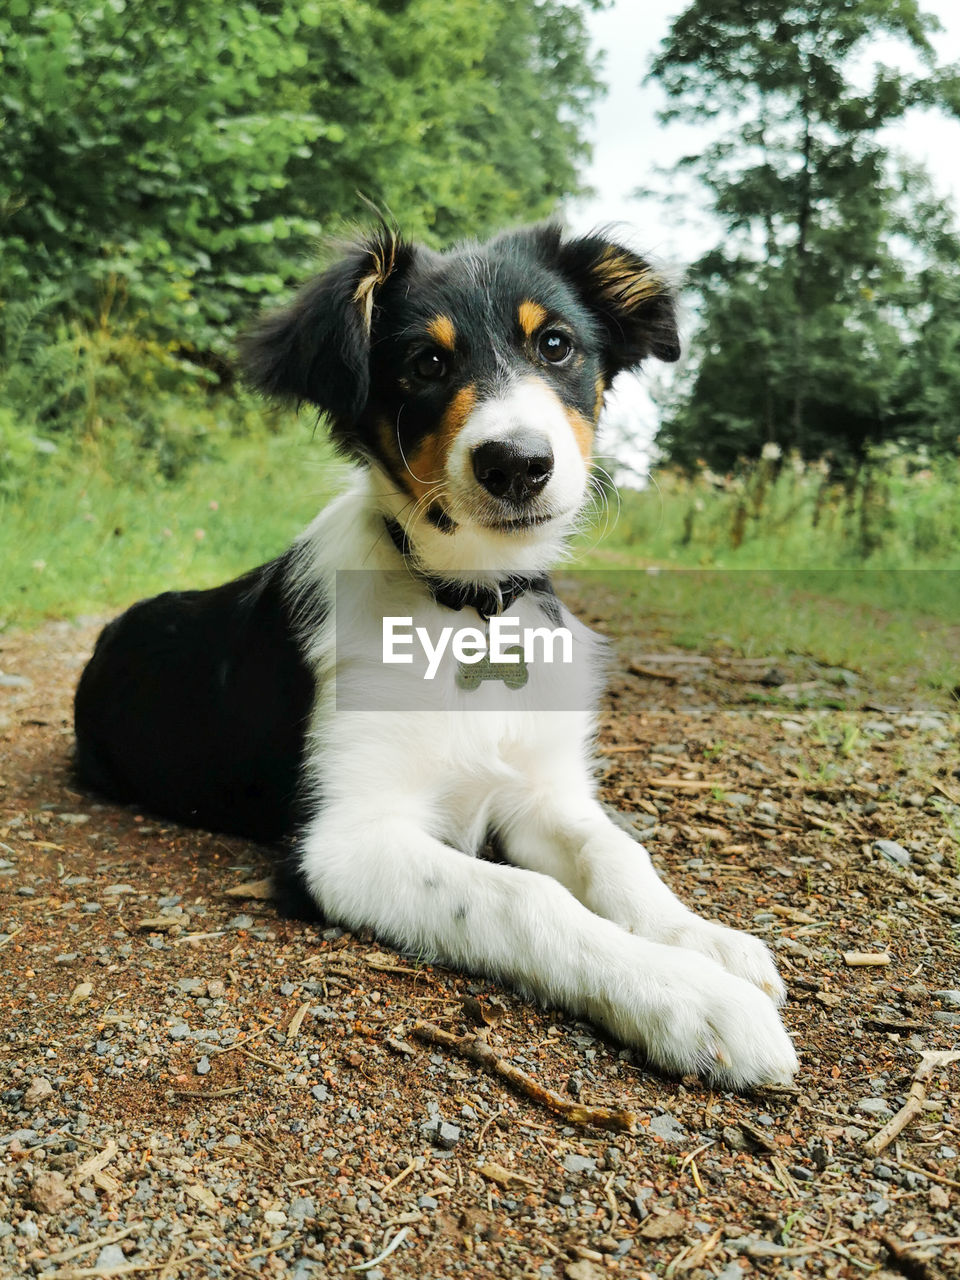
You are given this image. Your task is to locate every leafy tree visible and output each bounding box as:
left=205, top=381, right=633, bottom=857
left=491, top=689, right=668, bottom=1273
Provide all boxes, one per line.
left=0, top=0, right=601, bottom=362
left=647, top=0, right=960, bottom=473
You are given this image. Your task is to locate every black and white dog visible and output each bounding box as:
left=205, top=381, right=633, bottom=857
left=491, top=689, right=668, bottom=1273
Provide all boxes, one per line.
left=75, top=223, right=797, bottom=1087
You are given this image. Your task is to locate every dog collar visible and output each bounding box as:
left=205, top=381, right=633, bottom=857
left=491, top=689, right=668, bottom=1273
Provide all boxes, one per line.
left=383, top=518, right=556, bottom=623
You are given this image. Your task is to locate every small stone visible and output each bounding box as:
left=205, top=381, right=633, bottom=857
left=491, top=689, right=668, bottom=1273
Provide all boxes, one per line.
left=229, top=915, right=254, bottom=930
left=417, top=1195, right=439, bottom=1209
left=723, top=1125, right=749, bottom=1151
left=932, top=990, right=960, bottom=1007
left=23, top=1078, right=54, bottom=1109
left=30, top=1171, right=74, bottom=1213
left=18, top=1219, right=39, bottom=1240
left=206, top=979, right=225, bottom=998
left=196, top=1056, right=211, bottom=1076
left=648, top=1113, right=686, bottom=1142
left=564, top=1262, right=605, bottom=1280
left=95, top=1244, right=127, bottom=1269
left=310, top=1085, right=329, bottom=1103
left=874, top=839, right=910, bottom=867
left=264, top=1209, right=286, bottom=1226
left=562, top=1153, right=596, bottom=1175
left=932, top=1010, right=960, bottom=1025
left=859, top=1098, right=893, bottom=1116
left=639, top=1210, right=687, bottom=1239
left=433, top=1121, right=460, bottom=1149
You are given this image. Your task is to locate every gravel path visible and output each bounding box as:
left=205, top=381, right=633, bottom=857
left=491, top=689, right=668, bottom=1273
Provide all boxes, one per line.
left=1, top=601, right=959, bottom=1280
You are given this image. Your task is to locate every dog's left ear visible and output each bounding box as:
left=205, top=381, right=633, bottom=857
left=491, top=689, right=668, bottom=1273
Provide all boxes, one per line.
left=240, top=227, right=413, bottom=426
left=556, top=232, right=681, bottom=376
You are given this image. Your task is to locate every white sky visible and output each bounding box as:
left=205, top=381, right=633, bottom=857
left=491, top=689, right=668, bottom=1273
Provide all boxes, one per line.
left=566, top=0, right=960, bottom=476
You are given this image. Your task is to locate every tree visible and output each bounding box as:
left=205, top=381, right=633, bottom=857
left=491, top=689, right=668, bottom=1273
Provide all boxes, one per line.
left=646, top=0, right=960, bottom=474
left=0, top=0, right=601, bottom=359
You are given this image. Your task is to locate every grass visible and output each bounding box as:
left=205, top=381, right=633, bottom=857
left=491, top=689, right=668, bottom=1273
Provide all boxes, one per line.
left=2, top=425, right=344, bottom=629
left=3, top=388, right=958, bottom=698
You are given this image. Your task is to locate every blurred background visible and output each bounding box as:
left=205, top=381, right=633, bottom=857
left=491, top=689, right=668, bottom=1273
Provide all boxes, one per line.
left=2, top=0, right=960, bottom=632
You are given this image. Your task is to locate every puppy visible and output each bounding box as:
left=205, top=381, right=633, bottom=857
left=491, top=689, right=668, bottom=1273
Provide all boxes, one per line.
left=75, top=223, right=798, bottom=1087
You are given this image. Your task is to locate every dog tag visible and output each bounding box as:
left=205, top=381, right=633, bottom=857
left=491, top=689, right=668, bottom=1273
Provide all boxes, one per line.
left=456, top=643, right=528, bottom=691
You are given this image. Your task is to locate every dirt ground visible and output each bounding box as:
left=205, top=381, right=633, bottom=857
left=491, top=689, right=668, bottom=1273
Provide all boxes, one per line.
left=1, top=593, right=959, bottom=1280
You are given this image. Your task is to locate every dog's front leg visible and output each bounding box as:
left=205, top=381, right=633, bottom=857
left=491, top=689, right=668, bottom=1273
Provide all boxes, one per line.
left=295, top=807, right=797, bottom=1087
left=496, top=794, right=788, bottom=1006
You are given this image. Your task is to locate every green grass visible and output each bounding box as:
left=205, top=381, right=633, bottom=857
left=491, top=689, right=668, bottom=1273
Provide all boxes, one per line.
left=3, top=389, right=958, bottom=698
left=1, top=427, right=344, bottom=629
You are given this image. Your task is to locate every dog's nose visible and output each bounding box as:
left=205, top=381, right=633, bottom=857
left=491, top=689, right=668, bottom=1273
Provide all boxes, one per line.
left=472, top=432, right=555, bottom=502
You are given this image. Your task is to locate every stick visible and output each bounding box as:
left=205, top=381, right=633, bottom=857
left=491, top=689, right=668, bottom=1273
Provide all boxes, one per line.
left=43, top=1227, right=139, bottom=1267
left=410, top=1021, right=638, bottom=1133
left=627, top=663, right=679, bottom=683
left=864, top=1050, right=960, bottom=1156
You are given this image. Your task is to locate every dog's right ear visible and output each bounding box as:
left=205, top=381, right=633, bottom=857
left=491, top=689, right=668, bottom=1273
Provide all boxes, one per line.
left=240, top=227, right=412, bottom=425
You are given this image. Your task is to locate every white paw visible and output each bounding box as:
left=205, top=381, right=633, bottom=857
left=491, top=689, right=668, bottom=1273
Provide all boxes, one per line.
left=593, top=947, right=799, bottom=1089
left=657, top=915, right=787, bottom=1006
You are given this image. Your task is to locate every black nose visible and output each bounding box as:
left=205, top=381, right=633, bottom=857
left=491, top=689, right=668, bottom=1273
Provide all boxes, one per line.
left=472, top=432, right=555, bottom=502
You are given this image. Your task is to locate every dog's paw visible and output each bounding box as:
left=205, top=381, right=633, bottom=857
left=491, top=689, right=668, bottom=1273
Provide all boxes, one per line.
left=656, top=915, right=787, bottom=1006
left=595, top=948, right=798, bottom=1088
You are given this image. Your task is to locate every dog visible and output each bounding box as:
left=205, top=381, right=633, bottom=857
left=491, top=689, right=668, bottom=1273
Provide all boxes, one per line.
left=74, top=222, right=798, bottom=1088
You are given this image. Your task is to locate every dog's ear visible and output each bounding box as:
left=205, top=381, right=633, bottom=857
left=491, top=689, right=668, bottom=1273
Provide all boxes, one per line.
left=240, top=227, right=413, bottom=424
left=554, top=230, right=681, bottom=376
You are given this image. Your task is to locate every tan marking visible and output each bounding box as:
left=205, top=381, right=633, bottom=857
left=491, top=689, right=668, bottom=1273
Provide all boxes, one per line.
left=593, top=373, right=607, bottom=423
left=565, top=405, right=595, bottom=463
left=406, top=384, right=477, bottom=501
left=518, top=300, right=548, bottom=338
left=595, top=247, right=665, bottom=313
left=352, top=230, right=401, bottom=332
left=426, top=315, right=456, bottom=351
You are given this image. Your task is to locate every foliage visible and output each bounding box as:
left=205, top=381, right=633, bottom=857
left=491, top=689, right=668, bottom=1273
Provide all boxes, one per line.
left=646, top=0, right=960, bottom=473
left=584, top=451, right=960, bottom=570
left=0, top=0, right=601, bottom=361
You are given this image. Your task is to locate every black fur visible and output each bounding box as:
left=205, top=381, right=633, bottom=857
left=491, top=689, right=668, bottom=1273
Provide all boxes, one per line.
left=74, top=552, right=316, bottom=843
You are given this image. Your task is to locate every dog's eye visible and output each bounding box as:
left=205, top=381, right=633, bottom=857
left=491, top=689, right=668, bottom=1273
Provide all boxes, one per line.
left=537, top=330, right=573, bottom=365
left=412, top=349, right=448, bottom=382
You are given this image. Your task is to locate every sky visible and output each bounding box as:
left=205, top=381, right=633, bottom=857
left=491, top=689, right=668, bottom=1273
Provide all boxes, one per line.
left=568, top=0, right=960, bottom=477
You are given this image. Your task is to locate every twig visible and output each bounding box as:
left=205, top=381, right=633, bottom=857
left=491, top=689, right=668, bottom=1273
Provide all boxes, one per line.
left=42, top=1227, right=139, bottom=1266
left=348, top=1227, right=410, bottom=1272
left=627, top=663, right=679, bottom=683
left=411, top=1021, right=637, bottom=1132
left=377, top=1156, right=421, bottom=1198
left=896, top=1159, right=960, bottom=1191
left=208, top=1022, right=275, bottom=1055
left=864, top=1051, right=960, bottom=1156
left=171, top=1087, right=243, bottom=1099
left=0, top=925, right=24, bottom=947
left=881, top=1232, right=943, bottom=1280
left=47, top=1255, right=203, bottom=1280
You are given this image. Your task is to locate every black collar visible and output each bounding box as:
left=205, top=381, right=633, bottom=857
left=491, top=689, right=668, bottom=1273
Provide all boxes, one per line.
left=384, top=518, right=557, bottom=623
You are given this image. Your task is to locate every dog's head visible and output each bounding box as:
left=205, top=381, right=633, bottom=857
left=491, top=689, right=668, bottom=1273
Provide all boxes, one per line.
left=243, top=223, right=679, bottom=562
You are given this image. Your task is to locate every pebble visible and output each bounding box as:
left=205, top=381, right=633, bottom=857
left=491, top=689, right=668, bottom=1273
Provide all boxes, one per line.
left=932, top=1011, right=960, bottom=1025
left=874, top=839, right=910, bottom=867
left=96, top=1244, right=127, bottom=1269
left=29, top=1170, right=74, bottom=1212
left=933, top=990, right=960, bottom=1007
left=648, top=1113, right=686, bottom=1142
left=723, top=1126, right=749, bottom=1151
left=196, top=1056, right=211, bottom=1075
left=858, top=1098, right=893, bottom=1116
left=562, top=1153, right=597, bottom=1175
left=23, top=1077, right=54, bottom=1109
